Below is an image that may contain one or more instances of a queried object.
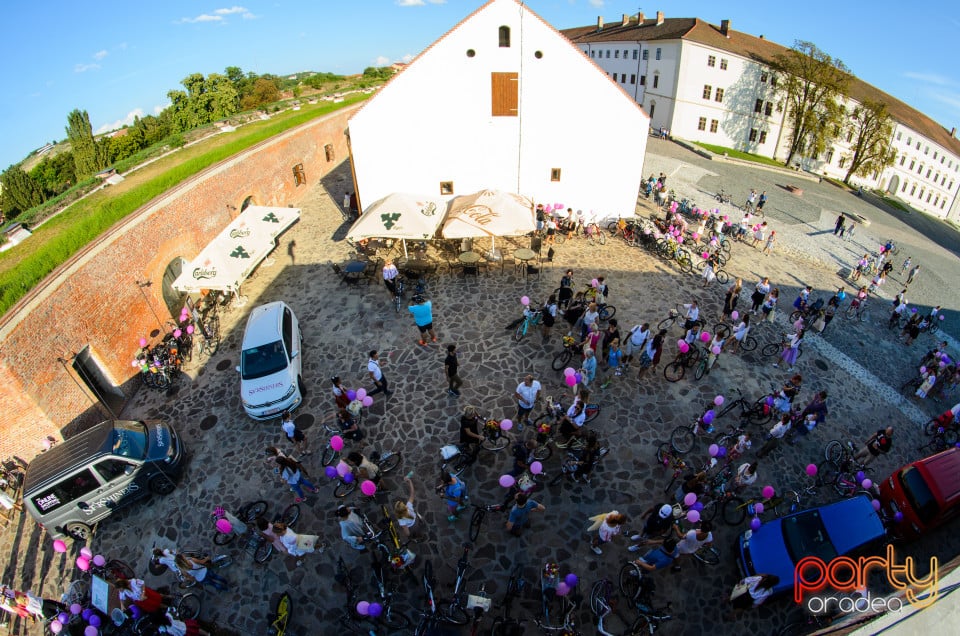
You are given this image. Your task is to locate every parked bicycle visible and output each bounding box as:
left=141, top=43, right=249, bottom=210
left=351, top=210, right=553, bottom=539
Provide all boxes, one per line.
left=537, top=562, right=582, bottom=633
left=714, top=388, right=773, bottom=426
left=617, top=568, right=674, bottom=632
left=662, top=344, right=702, bottom=382
left=513, top=308, right=543, bottom=343
left=844, top=296, right=870, bottom=322
left=489, top=564, right=527, bottom=635
left=551, top=335, right=583, bottom=372
left=468, top=502, right=507, bottom=542
left=656, top=303, right=703, bottom=332
left=439, top=420, right=511, bottom=476
left=532, top=394, right=601, bottom=460
left=413, top=549, right=472, bottom=633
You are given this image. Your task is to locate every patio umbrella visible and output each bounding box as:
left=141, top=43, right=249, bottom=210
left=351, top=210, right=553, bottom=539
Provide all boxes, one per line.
left=441, top=189, right=536, bottom=250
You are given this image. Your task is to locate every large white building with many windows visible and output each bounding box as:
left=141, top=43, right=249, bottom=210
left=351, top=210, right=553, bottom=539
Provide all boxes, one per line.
left=563, top=12, right=960, bottom=221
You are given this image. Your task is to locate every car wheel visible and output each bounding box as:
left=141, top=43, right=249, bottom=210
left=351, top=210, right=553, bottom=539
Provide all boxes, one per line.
left=65, top=522, right=92, bottom=541
left=149, top=475, right=176, bottom=495
left=298, top=375, right=306, bottom=398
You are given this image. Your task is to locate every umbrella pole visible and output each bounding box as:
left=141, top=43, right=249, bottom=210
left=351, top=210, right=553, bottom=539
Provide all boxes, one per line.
left=403, top=239, right=408, bottom=259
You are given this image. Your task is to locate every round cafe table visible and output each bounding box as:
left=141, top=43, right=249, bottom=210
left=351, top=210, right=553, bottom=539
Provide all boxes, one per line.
left=344, top=261, right=367, bottom=274
left=513, top=248, right=537, bottom=278
left=458, top=251, right=481, bottom=264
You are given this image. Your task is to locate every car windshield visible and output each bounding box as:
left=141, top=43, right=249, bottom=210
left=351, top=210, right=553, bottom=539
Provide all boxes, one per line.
left=782, top=510, right=837, bottom=564
left=111, top=421, right=148, bottom=460
left=899, top=467, right=939, bottom=525
left=241, top=341, right=288, bottom=380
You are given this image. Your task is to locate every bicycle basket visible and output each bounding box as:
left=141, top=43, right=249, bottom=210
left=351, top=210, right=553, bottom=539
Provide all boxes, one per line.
left=440, top=445, right=460, bottom=461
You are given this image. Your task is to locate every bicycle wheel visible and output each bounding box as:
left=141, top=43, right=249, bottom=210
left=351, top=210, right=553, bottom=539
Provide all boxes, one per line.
left=774, top=491, right=800, bottom=517
left=663, top=361, right=685, bottom=382
left=481, top=431, right=509, bottom=452
left=656, top=316, right=676, bottom=331
left=941, top=429, right=959, bottom=447
left=176, top=593, right=202, bottom=620
left=533, top=441, right=553, bottom=461
left=607, top=221, right=619, bottom=235
left=590, top=580, right=609, bottom=616
left=741, top=336, right=758, bottom=352
left=817, top=461, right=840, bottom=487
left=597, top=230, right=607, bottom=245
left=684, top=346, right=701, bottom=368
left=214, top=529, right=235, bottom=546
left=694, top=357, right=707, bottom=380
left=335, top=480, right=357, bottom=498
left=444, top=605, right=469, bottom=626
left=761, top=342, right=779, bottom=357
left=713, top=323, right=731, bottom=339
left=824, top=440, right=844, bottom=464
left=669, top=428, right=695, bottom=454
left=857, top=307, right=868, bottom=323
left=599, top=305, right=617, bottom=321
left=468, top=508, right=484, bottom=542
left=678, top=253, right=693, bottom=275
left=551, top=349, right=573, bottom=371
left=716, top=270, right=729, bottom=285
left=106, top=559, right=136, bottom=582
left=447, top=452, right=471, bottom=476
left=513, top=321, right=527, bottom=343
left=382, top=607, right=412, bottom=630
left=721, top=496, right=747, bottom=526
left=789, top=310, right=803, bottom=323
left=377, top=451, right=402, bottom=474
left=924, top=418, right=942, bottom=436
left=321, top=447, right=340, bottom=467
left=656, top=442, right=674, bottom=464
left=584, top=403, right=600, bottom=423
left=747, top=399, right=774, bottom=426
left=700, top=499, right=721, bottom=523
left=618, top=562, right=644, bottom=601
left=693, top=545, right=720, bottom=566
left=281, top=503, right=301, bottom=526
left=554, top=233, right=566, bottom=245
left=254, top=539, right=274, bottom=564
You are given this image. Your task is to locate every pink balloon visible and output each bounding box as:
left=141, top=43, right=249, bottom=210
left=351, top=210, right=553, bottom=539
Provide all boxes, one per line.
left=762, top=485, right=775, bottom=499
left=564, top=367, right=576, bottom=377
left=76, top=556, right=90, bottom=571
left=500, top=419, right=514, bottom=431
left=336, top=461, right=351, bottom=477
left=678, top=341, right=689, bottom=353
left=356, top=601, right=370, bottom=616
left=805, top=464, right=818, bottom=477
left=356, top=388, right=367, bottom=400
left=683, top=492, right=697, bottom=506
left=556, top=582, right=570, bottom=596
left=920, top=366, right=927, bottom=374
left=700, top=332, right=711, bottom=343
left=686, top=510, right=700, bottom=523
left=330, top=436, right=344, bottom=451
left=676, top=339, right=685, bottom=350
left=565, top=375, right=577, bottom=387
left=186, top=324, right=195, bottom=334
left=216, top=518, right=233, bottom=534
left=701, top=252, right=710, bottom=259
left=711, top=345, right=721, bottom=355
left=754, top=502, right=765, bottom=515
left=50, top=620, right=63, bottom=634
left=80, top=546, right=93, bottom=559
left=530, top=461, right=543, bottom=475
left=84, top=626, right=98, bottom=636
left=708, top=444, right=719, bottom=457
left=361, top=480, right=377, bottom=496
left=362, top=396, right=373, bottom=407
left=521, top=296, right=530, bottom=306
left=940, top=315, right=945, bottom=320
left=53, top=539, right=67, bottom=553
left=861, top=479, right=873, bottom=489
left=173, top=329, right=182, bottom=338
left=731, top=311, right=739, bottom=320
left=92, top=554, right=106, bottom=567
left=139, top=338, right=147, bottom=347
left=677, top=237, right=684, bottom=244
left=714, top=395, right=724, bottom=406
left=499, top=474, right=516, bottom=488
left=591, top=278, right=599, bottom=287
left=692, top=232, right=700, bottom=240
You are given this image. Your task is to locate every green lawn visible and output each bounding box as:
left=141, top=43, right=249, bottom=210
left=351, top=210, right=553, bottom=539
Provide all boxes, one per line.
left=880, top=196, right=912, bottom=213
left=0, top=94, right=368, bottom=317
left=692, top=143, right=785, bottom=168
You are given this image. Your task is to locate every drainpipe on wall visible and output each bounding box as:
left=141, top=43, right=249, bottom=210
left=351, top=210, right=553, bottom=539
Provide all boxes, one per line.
left=634, top=41, right=643, bottom=102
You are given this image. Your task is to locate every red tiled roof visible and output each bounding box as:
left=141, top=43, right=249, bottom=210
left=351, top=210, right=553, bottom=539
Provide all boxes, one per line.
left=563, top=17, right=960, bottom=156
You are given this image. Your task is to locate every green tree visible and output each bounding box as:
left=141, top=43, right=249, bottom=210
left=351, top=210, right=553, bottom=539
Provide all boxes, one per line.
left=843, top=100, right=896, bottom=184
left=30, top=151, right=76, bottom=196
left=167, top=72, right=240, bottom=132
left=1, top=165, right=46, bottom=216
left=240, top=77, right=281, bottom=110
left=108, top=127, right=145, bottom=163
left=66, top=109, right=108, bottom=178
left=769, top=41, right=850, bottom=167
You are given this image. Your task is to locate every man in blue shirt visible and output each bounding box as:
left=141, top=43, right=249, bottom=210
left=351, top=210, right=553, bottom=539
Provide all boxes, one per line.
left=408, top=295, right=437, bottom=346
left=634, top=536, right=680, bottom=573
left=505, top=493, right=545, bottom=537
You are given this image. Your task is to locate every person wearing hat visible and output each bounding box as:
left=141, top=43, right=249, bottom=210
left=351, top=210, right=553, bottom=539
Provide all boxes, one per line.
left=628, top=503, right=675, bottom=549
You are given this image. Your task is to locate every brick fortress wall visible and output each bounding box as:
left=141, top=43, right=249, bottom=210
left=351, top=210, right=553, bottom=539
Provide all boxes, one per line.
left=0, top=104, right=359, bottom=462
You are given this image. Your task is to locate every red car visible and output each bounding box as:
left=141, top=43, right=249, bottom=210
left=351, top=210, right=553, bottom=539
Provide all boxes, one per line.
left=879, top=447, right=960, bottom=540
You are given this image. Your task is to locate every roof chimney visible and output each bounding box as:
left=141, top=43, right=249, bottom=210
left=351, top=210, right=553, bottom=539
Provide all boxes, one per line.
left=952, top=127, right=957, bottom=138
left=638, top=12, right=645, bottom=23
left=622, top=14, right=630, bottom=27
left=720, top=19, right=731, bottom=37
left=759, top=34, right=764, bottom=40
left=597, top=16, right=604, bottom=31
left=656, top=11, right=664, bottom=26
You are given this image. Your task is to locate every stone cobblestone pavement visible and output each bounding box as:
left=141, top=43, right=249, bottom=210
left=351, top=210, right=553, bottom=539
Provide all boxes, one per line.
left=3, top=141, right=960, bottom=635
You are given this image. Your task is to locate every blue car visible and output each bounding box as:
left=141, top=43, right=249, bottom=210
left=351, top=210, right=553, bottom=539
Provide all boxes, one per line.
left=737, top=494, right=887, bottom=596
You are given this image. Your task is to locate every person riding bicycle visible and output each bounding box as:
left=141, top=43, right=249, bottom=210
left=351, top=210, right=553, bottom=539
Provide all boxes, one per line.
left=559, top=402, right=587, bottom=443
left=774, top=374, right=803, bottom=413
left=174, top=553, right=229, bottom=591
left=459, top=406, right=484, bottom=456
left=558, top=270, right=574, bottom=309
left=509, top=439, right=538, bottom=478
left=336, top=505, right=368, bottom=551
left=792, top=286, right=812, bottom=314
left=682, top=301, right=700, bottom=330
left=346, top=451, right=381, bottom=485
left=572, top=431, right=602, bottom=483
left=382, top=259, right=399, bottom=297
left=336, top=408, right=364, bottom=441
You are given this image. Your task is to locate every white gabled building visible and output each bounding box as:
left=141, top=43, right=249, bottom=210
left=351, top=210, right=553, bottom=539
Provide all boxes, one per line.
left=347, top=0, right=650, bottom=219
left=563, top=12, right=960, bottom=221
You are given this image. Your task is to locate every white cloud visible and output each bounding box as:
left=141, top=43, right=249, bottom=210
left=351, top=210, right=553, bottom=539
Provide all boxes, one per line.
left=930, top=91, right=960, bottom=112
left=397, top=0, right=425, bottom=5
left=74, top=63, right=101, bottom=73
left=903, top=71, right=954, bottom=87
left=178, top=6, right=255, bottom=24
left=374, top=55, right=391, bottom=66
left=214, top=6, right=247, bottom=14
left=401, top=53, right=415, bottom=63
left=179, top=14, right=223, bottom=23
left=95, top=108, right=145, bottom=134
left=587, top=0, right=605, bottom=8
left=93, top=50, right=108, bottom=60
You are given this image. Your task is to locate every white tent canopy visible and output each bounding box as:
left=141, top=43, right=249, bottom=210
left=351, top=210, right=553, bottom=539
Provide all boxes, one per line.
left=441, top=190, right=535, bottom=240
left=346, top=193, right=447, bottom=241
left=172, top=205, right=300, bottom=293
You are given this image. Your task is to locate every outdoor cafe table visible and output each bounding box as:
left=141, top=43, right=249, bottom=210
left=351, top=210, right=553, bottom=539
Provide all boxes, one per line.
left=513, top=248, right=537, bottom=278
left=402, top=259, right=435, bottom=278
left=458, top=251, right=481, bottom=264
left=344, top=261, right=367, bottom=274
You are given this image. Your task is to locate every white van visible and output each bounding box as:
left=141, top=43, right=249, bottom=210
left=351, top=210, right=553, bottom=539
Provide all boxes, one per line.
left=238, top=301, right=303, bottom=420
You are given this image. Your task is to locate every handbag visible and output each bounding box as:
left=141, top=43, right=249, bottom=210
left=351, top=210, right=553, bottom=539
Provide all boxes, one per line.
left=296, top=534, right=319, bottom=552
left=730, top=577, right=757, bottom=601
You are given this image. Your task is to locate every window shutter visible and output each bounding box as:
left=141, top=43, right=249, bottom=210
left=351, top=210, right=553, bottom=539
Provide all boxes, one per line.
left=491, top=72, right=519, bottom=117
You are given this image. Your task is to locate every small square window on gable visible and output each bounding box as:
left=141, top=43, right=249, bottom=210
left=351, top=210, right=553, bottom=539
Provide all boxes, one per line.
left=498, top=26, right=511, bottom=47
left=550, top=168, right=561, bottom=182
left=440, top=182, right=454, bottom=195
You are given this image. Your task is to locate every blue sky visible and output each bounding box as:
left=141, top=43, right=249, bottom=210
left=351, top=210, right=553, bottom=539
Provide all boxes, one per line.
left=2, top=0, right=958, bottom=170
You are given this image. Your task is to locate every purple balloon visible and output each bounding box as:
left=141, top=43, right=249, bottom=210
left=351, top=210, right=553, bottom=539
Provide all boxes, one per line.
left=84, top=626, right=98, bottom=636
left=130, top=606, right=142, bottom=619
left=346, top=390, right=357, bottom=401
left=702, top=410, right=715, bottom=425
left=574, top=373, right=583, bottom=384
left=343, top=472, right=355, bottom=483
left=871, top=499, right=881, bottom=511
left=82, top=609, right=94, bottom=620
left=368, top=602, right=383, bottom=617
left=855, top=471, right=865, bottom=482
left=893, top=511, right=904, bottom=522
left=717, top=446, right=727, bottom=458
left=325, top=466, right=338, bottom=478
left=89, top=615, right=101, bottom=628
left=750, top=517, right=762, bottom=531
left=70, top=604, right=82, bottom=615
left=565, top=573, right=579, bottom=587
left=765, top=396, right=775, bottom=407
left=692, top=501, right=704, bottom=512
left=58, top=612, right=69, bottom=624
